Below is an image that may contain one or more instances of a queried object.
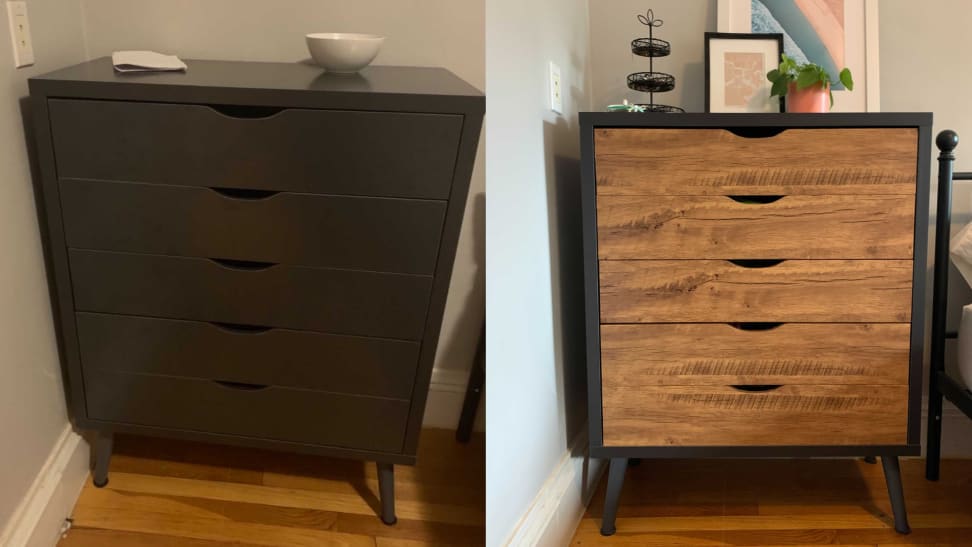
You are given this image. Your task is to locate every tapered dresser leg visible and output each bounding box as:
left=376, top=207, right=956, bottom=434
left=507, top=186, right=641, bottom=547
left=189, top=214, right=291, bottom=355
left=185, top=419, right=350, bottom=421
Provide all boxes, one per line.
left=377, top=462, right=397, bottom=525
left=600, top=457, right=628, bottom=536
left=92, top=432, right=113, bottom=488
left=881, top=456, right=911, bottom=534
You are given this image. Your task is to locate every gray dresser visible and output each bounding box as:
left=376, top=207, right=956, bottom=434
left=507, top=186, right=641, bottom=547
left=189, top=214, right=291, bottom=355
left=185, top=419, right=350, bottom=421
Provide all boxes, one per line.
left=28, top=58, right=483, bottom=524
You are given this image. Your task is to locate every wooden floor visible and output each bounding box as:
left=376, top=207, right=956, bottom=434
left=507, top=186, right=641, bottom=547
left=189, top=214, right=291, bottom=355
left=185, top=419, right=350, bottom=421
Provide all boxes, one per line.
left=58, top=429, right=484, bottom=546
left=571, top=458, right=972, bottom=546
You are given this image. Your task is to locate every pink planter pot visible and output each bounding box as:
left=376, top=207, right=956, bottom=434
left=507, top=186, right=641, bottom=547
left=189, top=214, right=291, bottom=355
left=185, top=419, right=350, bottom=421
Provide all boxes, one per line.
left=786, top=82, right=829, bottom=113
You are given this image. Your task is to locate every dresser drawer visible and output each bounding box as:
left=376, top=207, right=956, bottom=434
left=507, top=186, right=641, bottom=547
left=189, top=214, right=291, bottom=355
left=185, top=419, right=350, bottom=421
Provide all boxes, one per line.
left=602, top=384, right=908, bottom=447
left=85, top=369, right=409, bottom=453
left=594, top=128, right=918, bottom=195
left=61, top=180, right=446, bottom=274
left=49, top=99, right=463, bottom=199
left=69, top=250, right=432, bottom=340
left=76, top=313, right=419, bottom=399
left=601, top=323, right=911, bottom=386
left=599, top=260, right=912, bottom=323
left=596, top=194, right=915, bottom=260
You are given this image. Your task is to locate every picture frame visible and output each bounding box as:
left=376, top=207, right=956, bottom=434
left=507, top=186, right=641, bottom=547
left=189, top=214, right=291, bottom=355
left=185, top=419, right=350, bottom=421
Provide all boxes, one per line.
left=716, top=0, right=880, bottom=112
left=705, top=32, right=784, bottom=113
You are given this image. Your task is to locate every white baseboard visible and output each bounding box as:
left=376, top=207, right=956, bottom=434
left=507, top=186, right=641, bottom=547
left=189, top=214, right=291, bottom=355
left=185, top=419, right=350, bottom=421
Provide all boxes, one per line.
left=504, top=428, right=606, bottom=547
left=0, top=425, right=89, bottom=547
left=422, top=367, right=483, bottom=432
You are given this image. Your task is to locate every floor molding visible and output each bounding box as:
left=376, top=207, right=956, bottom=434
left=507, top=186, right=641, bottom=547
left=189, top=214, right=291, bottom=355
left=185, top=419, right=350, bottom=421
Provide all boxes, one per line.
left=504, top=428, right=606, bottom=547
left=0, top=425, right=89, bottom=547
left=423, top=368, right=483, bottom=432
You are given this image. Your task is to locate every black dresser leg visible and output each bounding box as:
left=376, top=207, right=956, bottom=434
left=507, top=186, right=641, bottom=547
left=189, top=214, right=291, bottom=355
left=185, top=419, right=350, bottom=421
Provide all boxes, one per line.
left=881, top=456, right=911, bottom=534
left=600, top=457, right=628, bottom=536
left=377, top=462, right=397, bottom=525
left=92, top=432, right=113, bottom=488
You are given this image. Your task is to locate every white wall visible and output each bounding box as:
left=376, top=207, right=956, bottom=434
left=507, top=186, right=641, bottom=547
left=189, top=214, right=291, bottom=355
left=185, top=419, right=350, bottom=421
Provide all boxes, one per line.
left=78, top=0, right=486, bottom=428
left=0, top=0, right=87, bottom=533
left=589, top=0, right=717, bottom=112
left=485, top=0, right=593, bottom=543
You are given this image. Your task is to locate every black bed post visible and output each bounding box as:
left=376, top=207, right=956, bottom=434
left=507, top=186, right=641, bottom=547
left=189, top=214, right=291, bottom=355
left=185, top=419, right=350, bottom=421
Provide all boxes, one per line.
left=926, top=129, right=959, bottom=481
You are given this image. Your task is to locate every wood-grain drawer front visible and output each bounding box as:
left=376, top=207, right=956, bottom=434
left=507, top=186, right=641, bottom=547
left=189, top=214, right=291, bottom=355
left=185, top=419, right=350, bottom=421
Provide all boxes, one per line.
left=602, top=385, right=908, bottom=447
left=69, top=250, right=432, bottom=340
left=60, top=180, right=446, bottom=275
left=49, top=99, right=463, bottom=199
left=76, top=312, right=419, bottom=399
left=85, top=369, right=408, bottom=453
left=594, top=128, right=918, bottom=195
left=596, top=195, right=915, bottom=260
left=601, top=323, right=911, bottom=386
left=599, top=260, right=912, bottom=323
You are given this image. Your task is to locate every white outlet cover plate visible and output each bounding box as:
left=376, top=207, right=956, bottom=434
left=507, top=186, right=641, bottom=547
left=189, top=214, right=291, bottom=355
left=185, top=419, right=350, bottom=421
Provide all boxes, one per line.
left=6, top=0, right=34, bottom=67
left=549, top=61, right=562, bottom=114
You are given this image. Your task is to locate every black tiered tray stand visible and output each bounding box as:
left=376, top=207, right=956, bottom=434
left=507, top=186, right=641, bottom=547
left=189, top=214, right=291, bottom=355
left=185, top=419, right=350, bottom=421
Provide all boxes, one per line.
left=926, top=129, right=972, bottom=480
left=628, top=10, right=684, bottom=113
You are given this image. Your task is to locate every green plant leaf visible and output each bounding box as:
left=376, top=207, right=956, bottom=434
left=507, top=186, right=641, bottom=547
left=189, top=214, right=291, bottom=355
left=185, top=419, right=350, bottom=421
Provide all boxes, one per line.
left=766, top=68, right=780, bottom=82
left=829, top=88, right=834, bottom=109
left=839, top=67, right=854, bottom=91
left=796, top=67, right=820, bottom=89
left=771, top=78, right=788, bottom=97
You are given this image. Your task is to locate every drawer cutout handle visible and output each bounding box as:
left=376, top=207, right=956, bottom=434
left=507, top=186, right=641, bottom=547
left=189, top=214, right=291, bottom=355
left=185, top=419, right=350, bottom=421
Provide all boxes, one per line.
left=210, top=187, right=280, bottom=200
left=209, top=258, right=278, bottom=271
left=730, top=384, right=783, bottom=393
left=728, top=322, right=784, bottom=331
left=726, top=127, right=786, bottom=139
left=213, top=380, right=270, bottom=391
left=207, top=104, right=286, bottom=120
left=727, top=195, right=784, bottom=204
left=211, top=322, right=273, bottom=334
left=728, top=259, right=784, bottom=268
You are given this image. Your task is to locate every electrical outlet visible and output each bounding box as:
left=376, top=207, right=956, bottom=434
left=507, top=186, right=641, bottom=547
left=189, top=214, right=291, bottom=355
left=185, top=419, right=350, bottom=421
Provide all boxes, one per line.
left=6, top=1, right=34, bottom=68
left=549, top=61, right=563, bottom=114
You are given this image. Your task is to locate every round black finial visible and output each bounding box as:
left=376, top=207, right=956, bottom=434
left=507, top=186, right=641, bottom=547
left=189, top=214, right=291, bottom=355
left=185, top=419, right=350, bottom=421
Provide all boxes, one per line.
left=937, top=130, right=959, bottom=153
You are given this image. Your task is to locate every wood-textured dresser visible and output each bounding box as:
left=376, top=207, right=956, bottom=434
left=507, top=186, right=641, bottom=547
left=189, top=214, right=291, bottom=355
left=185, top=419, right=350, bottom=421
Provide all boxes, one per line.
left=580, top=113, right=931, bottom=535
left=28, top=58, right=483, bottom=524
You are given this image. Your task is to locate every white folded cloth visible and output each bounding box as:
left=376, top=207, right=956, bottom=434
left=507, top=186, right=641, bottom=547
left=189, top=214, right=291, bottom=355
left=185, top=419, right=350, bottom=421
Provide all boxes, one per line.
left=112, top=50, right=187, bottom=73
left=951, top=221, right=972, bottom=289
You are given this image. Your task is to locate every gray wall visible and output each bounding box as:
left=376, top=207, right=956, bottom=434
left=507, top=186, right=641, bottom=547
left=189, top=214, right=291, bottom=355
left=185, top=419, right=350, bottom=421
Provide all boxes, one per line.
left=484, top=0, right=592, bottom=543
left=0, top=0, right=87, bottom=532
left=77, top=0, right=485, bottom=386
left=590, top=0, right=717, bottom=111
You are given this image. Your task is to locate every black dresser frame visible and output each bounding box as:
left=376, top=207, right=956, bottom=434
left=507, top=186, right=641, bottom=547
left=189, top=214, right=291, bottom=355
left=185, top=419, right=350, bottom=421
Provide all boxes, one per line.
left=579, top=112, right=933, bottom=535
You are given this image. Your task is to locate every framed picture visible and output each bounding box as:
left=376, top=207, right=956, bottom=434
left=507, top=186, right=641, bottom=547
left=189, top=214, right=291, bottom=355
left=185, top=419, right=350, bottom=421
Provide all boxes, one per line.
left=705, top=32, right=783, bottom=113
left=716, top=0, right=879, bottom=112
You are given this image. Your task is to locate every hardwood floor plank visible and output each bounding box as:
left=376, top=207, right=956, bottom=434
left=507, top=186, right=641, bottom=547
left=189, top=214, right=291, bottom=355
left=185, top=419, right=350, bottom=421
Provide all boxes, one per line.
left=571, top=459, right=972, bottom=546
left=60, top=429, right=484, bottom=547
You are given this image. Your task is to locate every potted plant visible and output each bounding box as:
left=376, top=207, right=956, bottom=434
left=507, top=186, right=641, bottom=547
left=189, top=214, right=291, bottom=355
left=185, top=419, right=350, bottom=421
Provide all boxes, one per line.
left=766, top=53, right=853, bottom=113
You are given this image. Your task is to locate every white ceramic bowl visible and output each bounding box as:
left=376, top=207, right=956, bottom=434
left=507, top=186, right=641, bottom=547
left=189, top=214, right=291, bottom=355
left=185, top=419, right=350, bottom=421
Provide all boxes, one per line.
left=305, top=33, right=384, bottom=73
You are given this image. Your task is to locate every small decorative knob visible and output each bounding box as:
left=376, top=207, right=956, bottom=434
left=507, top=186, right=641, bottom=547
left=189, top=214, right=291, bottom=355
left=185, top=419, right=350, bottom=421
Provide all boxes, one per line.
left=938, top=130, right=959, bottom=153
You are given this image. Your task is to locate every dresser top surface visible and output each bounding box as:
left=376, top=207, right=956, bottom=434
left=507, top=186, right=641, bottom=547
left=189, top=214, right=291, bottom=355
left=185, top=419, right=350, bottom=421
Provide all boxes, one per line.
left=30, top=58, right=484, bottom=114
